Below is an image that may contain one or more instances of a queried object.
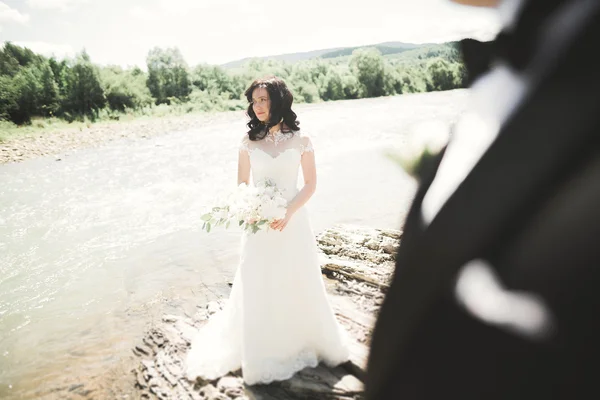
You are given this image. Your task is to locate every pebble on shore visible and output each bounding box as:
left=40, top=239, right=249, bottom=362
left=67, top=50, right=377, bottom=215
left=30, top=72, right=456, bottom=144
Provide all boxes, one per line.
left=130, top=225, right=400, bottom=400
left=0, top=112, right=242, bottom=165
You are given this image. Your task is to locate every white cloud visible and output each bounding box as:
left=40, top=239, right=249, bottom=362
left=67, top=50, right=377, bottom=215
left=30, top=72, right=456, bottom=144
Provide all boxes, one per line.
left=0, top=2, right=30, bottom=26
left=11, top=41, right=76, bottom=59
left=26, top=0, right=88, bottom=11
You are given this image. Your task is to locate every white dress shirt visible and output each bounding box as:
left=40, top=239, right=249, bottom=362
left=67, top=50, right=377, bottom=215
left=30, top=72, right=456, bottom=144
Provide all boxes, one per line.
left=421, top=0, right=528, bottom=226
left=421, top=0, right=556, bottom=338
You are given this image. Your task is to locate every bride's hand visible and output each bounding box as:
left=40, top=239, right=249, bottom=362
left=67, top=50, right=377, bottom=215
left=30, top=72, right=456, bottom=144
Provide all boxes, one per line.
left=270, top=210, right=293, bottom=231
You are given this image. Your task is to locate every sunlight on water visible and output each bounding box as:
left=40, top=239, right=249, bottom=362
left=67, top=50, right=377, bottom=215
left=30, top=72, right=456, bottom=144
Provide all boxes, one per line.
left=0, top=90, right=468, bottom=398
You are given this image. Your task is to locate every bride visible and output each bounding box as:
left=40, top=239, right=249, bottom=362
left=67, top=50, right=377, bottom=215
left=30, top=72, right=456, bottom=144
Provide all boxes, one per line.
left=185, top=76, right=350, bottom=385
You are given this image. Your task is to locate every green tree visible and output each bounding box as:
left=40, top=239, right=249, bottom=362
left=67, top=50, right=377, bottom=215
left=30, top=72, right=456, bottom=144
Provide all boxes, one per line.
left=342, top=73, right=361, bottom=99
left=400, top=74, right=417, bottom=93
left=383, top=66, right=402, bottom=96
left=12, top=66, right=44, bottom=124
left=48, top=57, right=70, bottom=97
left=191, top=64, right=241, bottom=99
left=0, top=44, right=59, bottom=123
left=100, top=66, right=153, bottom=112
left=39, top=62, right=60, bottom=116
left=321, top=71, right=344, bottom=101
left=0, top=42, right=43, bottom=76
left=0, top=75, right=18, bottom=120
left=293, top=81, right=320, bottom=103
left=62, top=51, right=105, bottom=119
left=146, top=47, right=191, bottom=104
left=350, top=47, right=385, bottom=98
left=426, top=60, right=457, bottom=92
left=0, top=41, right=468, bottom=125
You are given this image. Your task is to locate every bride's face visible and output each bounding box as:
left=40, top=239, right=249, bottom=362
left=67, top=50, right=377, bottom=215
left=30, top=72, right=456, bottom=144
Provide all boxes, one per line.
left=252, top=87, right=271, bottom=122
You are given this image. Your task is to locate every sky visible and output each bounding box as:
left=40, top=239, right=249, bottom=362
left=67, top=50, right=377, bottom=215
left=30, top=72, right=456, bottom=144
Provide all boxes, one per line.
left=0, top=0, right=500, bottom=68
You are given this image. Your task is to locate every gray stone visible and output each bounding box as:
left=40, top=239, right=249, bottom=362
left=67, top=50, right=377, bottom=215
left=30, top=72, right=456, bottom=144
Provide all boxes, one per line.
left=162, top=314, right=180, bottom=323
left=131, top=224, right=400, bottom=400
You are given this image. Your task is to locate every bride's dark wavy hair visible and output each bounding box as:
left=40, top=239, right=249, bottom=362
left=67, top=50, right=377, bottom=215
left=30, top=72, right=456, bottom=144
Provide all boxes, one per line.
left=245, top=76, right=300, bottom=141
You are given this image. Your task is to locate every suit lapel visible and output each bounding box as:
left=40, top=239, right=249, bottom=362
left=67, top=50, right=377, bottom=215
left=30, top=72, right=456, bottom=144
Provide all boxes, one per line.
left=368, top=2, right=600, bottom=396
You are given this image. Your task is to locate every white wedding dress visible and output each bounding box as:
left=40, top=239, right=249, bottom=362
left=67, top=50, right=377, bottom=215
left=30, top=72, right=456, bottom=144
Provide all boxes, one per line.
left=185, top=130, right=350, bottom=385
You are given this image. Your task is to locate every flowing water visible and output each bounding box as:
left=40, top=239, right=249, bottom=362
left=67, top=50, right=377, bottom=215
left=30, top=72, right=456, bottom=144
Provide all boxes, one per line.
left=0, top=90, right=469, bottom=398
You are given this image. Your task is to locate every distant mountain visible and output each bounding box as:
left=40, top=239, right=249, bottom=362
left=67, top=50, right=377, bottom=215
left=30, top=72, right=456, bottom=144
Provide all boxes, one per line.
left=386, top=42, right=460, bottom=64
left=220, top=41, right=439, bottom=69
left=221, top=47, right=346, bottom=69
left=320, top=42, right=423, bottom=59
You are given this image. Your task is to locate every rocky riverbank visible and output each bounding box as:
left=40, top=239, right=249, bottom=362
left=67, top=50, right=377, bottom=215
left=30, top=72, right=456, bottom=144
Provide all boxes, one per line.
left=0, top=111, right=242, bottom=165
left=131, top=225, right=400, bottom=400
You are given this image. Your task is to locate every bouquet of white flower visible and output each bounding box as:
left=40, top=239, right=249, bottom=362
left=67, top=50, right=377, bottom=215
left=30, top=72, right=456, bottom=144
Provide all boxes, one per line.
left=200, top=179, right=288, bottom=234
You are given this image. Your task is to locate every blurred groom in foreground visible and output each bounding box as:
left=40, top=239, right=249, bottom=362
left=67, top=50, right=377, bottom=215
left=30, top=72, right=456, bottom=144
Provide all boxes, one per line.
left=366, top=0, right=600, bottom=398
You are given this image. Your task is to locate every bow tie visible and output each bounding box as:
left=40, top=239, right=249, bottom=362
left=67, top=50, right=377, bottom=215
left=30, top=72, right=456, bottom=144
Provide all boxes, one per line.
left=460, top=0, right=573, bottom=85
left=460, top=32, right=531, bottom=85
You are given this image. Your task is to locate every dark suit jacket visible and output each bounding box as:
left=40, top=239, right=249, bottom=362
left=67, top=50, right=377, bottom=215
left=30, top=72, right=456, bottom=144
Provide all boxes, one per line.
left=366, top=1, right=600, bottom=399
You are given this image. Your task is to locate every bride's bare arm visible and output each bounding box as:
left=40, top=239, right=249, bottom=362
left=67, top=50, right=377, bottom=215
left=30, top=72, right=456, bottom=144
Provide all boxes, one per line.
left=286, top=137, right=316, bottom=215
left=271, top=137, right=316, bottom=231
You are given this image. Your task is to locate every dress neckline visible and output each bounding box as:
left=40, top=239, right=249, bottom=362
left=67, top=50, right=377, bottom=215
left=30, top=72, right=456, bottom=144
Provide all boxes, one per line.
left=265, top=129, right=295, bottom=146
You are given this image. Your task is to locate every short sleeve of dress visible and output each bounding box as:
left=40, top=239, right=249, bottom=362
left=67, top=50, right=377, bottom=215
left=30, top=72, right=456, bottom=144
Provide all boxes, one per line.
left=239, top=135, right=250, bottom=153
left=300, top=136, right=314, bottom=155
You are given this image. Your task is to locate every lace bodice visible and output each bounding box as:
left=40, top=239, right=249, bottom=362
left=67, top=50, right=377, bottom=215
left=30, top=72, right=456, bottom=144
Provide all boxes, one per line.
left=239, top=130, right=314, bottom=201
